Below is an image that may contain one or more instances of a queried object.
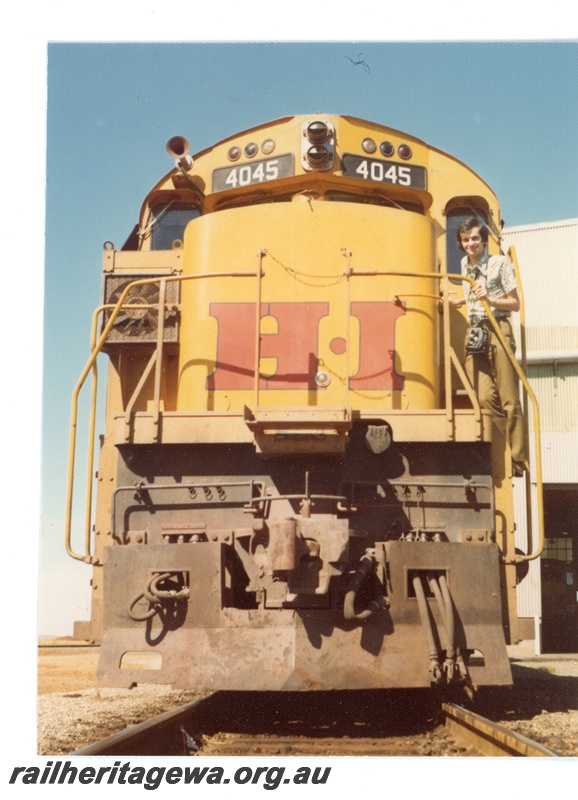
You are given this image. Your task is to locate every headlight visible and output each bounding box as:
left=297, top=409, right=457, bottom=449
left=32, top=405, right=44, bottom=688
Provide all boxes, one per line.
left=301, top=119, right=335, bottom=171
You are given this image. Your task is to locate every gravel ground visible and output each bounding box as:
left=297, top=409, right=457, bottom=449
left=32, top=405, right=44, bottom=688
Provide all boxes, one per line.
left=37, top=646, right=578, bottom=756
left=480, top=659, right=578, bottom=756
left=38, top=686, right=202, bottom=755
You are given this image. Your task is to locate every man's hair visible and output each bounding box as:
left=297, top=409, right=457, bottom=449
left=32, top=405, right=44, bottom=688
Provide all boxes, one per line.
left=456, top=217, right=489, bottom=251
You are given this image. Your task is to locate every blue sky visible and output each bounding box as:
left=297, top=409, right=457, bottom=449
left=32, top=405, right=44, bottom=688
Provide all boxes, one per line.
left=38, top=39, right=578, bottom=636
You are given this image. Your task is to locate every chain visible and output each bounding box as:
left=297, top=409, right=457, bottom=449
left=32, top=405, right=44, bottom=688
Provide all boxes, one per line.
left=317, top=359, right=394, bottom=401
left=263, top=249, right=348, bottom=288
left=262, top=250, right=396, bottom=399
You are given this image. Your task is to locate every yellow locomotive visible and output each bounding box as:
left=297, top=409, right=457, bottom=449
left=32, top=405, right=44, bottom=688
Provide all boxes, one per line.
left=67, top=115, right=539, bottom=691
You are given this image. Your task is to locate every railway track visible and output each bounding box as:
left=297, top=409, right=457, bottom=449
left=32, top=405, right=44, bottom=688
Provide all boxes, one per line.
left=440, top=702, right=560, bottom=757
left=71, top=692, right=561, bottom=757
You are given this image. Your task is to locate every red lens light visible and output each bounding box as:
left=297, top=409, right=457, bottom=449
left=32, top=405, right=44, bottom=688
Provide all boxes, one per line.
left=398, top=144, right=412, bottom=160
left=227, top=146, right=241, bottom=162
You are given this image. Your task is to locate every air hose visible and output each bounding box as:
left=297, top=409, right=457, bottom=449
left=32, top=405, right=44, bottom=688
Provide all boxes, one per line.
left=128, top=571, right=190, bottom=621
left=344, top=551, right=384, bottom=621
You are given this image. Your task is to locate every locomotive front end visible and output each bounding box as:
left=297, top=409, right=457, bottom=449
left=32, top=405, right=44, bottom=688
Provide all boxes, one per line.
left=69, top=115, right=515, bottom=693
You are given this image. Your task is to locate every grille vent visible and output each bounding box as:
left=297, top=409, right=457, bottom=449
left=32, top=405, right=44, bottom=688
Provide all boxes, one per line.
left=102, top=275, right=179, bottom=344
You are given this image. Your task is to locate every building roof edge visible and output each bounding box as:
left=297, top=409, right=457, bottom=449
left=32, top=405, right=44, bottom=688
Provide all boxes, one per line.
left=503, top=218, right=578, bottom=234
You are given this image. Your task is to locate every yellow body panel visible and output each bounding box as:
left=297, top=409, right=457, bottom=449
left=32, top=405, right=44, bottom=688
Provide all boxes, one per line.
left=177, top=201, right=439, bottom=414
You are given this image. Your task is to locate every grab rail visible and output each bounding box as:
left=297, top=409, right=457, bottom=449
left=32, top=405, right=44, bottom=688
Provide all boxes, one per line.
left=347, top=267, right=543, bottom=563
left=65, top=270, right=259, bottom=564
left=65, top=262, right=542, bottom=566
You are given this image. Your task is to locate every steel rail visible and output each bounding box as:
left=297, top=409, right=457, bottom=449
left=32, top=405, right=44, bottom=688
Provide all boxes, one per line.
left=441, top=702, right=560, bottom=757
left=69, top=695, right=562, bottom=758
left=71, top=695, right=213, bottom=756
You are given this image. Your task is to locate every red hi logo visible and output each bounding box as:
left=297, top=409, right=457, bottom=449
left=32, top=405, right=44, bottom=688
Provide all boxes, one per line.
left=207, top=301, right=405, bottom=391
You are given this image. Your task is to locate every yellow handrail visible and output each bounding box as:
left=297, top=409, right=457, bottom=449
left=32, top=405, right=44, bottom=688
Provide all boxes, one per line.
left=65, top=270, right=259, bottom=564
left=65, top=266, right=542, bottom=567
left=507, top=246, right=540, bottom=563
left=428, top=265, right=543, bottom=563
left=348, top=267, right=543, bottom=563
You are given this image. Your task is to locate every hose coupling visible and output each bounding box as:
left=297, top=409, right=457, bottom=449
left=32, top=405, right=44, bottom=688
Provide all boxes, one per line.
left=429, top=654, right=443, bottom=684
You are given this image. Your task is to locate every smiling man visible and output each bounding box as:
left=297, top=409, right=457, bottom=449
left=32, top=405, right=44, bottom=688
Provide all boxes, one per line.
left=451, top=217, right=528, bottom=477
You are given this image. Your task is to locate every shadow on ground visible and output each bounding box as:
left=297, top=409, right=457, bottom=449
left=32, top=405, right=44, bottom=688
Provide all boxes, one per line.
left=188, top=689, right=441, bottom=740
left=475, top=663, right=578, bottom=721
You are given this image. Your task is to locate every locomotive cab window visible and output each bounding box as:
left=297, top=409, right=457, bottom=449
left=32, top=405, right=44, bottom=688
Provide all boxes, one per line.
left=324, top=190, right=425, bottom=214
left=150, top=203, right=201, bottom=250
left=215, top=192, right=295, bottom=211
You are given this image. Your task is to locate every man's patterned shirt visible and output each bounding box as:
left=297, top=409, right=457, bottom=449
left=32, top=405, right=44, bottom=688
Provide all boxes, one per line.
left=461, top=251, right=518, bottom=321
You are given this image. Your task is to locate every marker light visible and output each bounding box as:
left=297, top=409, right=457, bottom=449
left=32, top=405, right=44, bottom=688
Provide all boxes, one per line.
left=362, top=138, right=376, bottom=154
left=380, top=141, right=394, bottom=157
left=262, top=139, right=276, bottom=155
left=227, top=146, right=241, bottom=161
left=398, top=143, right=412, bottom=160
left=245, top=143, right=258, bottom=158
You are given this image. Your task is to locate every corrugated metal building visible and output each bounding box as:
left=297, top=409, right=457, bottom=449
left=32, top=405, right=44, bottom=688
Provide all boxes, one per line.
left=501, top=219, right=578, bottom=654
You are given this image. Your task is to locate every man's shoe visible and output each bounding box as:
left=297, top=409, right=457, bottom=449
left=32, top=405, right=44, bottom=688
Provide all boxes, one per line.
left=512, top=461, right=527, bottom=478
